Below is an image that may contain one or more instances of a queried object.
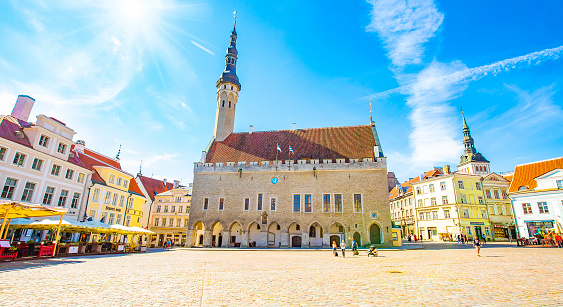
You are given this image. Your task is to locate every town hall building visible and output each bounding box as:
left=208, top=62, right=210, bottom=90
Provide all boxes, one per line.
left=186, top=21, right=391, bottom=248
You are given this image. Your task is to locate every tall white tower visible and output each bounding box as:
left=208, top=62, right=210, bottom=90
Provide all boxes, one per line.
left=213, top=16, right=241, bottom=142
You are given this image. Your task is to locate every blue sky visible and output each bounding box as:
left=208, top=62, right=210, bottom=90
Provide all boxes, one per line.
left=0, top=0, right=562, bottom=184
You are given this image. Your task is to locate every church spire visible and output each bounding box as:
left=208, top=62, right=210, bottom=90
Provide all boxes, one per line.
left=458, top=109, right=489, bottom=174
left=213, top=14, right=242, bottom=142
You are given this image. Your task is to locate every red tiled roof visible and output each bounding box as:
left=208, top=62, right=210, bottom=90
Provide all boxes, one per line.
left=82, top=148, right=122, bottom=169
left=128, top=178, right=144, bottom=196
left=137, top=175, right=173, bottom=201
left=206, top=125, right=376, bottom=163
left=0, top=116, right=33, bottom=148
left=509, top=157, right=563, bottom=192
left=74, top=148, right=130, bottom=184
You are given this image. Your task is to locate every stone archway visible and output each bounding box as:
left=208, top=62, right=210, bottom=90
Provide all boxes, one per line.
left=248, top=221, right=261, bottom=247
left=308, top=222, right=323, bottom=247
left=268, top=222, right=281, bottom=247
left=211, top=221, right=223, bottom=248
left=229, top=221, right=242, bottom=247
left=353, top=232, right=362, bottom=246
left=288, top=222, right=302, bottom=248
left=329, top=222, right=345, bottom=246
left=192, top=221, right=205, bottom=247
left=369, top=222, right=382, bottom=244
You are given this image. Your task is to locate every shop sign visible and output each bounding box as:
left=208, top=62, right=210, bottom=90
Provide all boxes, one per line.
left=470, top=222, right=485, bottom=225
left=69, top=246, right=78, bottom=254
left=525, top=221, right=554, bottom=228
left=105, top=206, right=122, bottom=212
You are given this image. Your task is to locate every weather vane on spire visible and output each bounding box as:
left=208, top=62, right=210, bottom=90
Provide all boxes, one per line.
left=233, top=11, right=237, bottom=29
left=369, top=99, right=373, bottom=114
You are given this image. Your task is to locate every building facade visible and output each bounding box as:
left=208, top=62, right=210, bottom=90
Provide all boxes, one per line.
left=75, top=144, right=146, bottom=227
left=149, top=186, right=191, bottom=247
left=135, top=175, right=173, bottom=228
left=389, top=169, right=442, bottom=237
left=482, top=173, right=515, bottom=240
left=509, top=157, right=563, bottom=238
left=0, top=95, right=91, bottom=222
left=186, top=22, right=391, bottom=248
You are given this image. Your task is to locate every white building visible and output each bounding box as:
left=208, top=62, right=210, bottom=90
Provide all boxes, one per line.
left=509, top=157, right=563, bottom=238
left=0, top=95, right=92, bottom=222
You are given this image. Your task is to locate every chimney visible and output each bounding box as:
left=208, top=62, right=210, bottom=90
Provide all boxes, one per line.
left=11, top=95, right=35, bottom=122
left=163, top=178, right=167, bottom=186
left=444, top=165, right=451, bottom=174
left=292, top=123, right=296, bottom=130
left=249, top=125, right=254, bottom=134
left=75, top=140, right=85, bottom=152
left=173, top=180, right=180, bottom=189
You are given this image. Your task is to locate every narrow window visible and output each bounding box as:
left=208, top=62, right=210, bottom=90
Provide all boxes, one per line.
left=178, top=206, right=183, bottom=213
left=458, top=180, right=464, bottom=189
left=12, top=152, right=26, bottom=166
left=538, top=202, right=549, bottom=214
left=171, top=205, right=176, bottom=213
left=164, top=206, right=169, bottom=213
left=65, top=169, right=74, bottom=180
left=31, top=158, right=43, bottom=171
left=0, top=147, right=6, bottom=161
left=219, top=198, right=224, bottom=210
left=21, top=182, right=36, bottom=202
left=431, top=197, right=437, bottom=206
left=58, top=190, right=69, bottom=207
left=77, top=173, right=85, bottom=183
left=334, top=194, right=342, bottom=212
left=126, top=215, right=131, bottom=226
left=271, top=198, right=276, bottom=211
left=57, top=142, right=67, bottom=154
left=119, top=195, right=125, bottom=207
left=51, top=164, right=61, bottom=176
left=429, top=184, right=435, bottom=193
left=440, top=182, right=446, bottom=191
left=257, top=194, right=263, bottom=211
left=104, top=192, right=111, bottom=204
left=353, top=194, right=362, bottom=213
left=442, top=196, right=448, bottom=205
left=108, top=213, right=115, bottom=225
left=444, top=209, right=450, bottom=219
left=109, top=174, right=115, bottom=184
left=293, top=194, right=301, bottom=212
left=493, top=190, right=500, bottom=199
left=222, top=100, right=225, bottom=107
left=229, top=101, right=231, bottom=108
left=92, top=188, right=100, bottom=202
left=43, top=187, right=55, bottom=205
left=323, top=194, right=331, bottom=212
left=304, top=194, right=312, bottom=212
left=112, top=193, right=118, bottom=206
left=244, top=198, right=249, bottom=210
left=116, top=177, right=122, bottom=186
left=116, top=214, right=122, bottom=225
left=39, top=135, right=49, bottom=147
left=203, top=198, right=209, bottom=210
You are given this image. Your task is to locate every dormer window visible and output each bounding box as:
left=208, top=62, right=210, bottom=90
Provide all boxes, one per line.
left=518, top=186, right=528, bottom=191
left=39, top=135, right=50, bottom=147
left=57, top=142, right=67, bottom=154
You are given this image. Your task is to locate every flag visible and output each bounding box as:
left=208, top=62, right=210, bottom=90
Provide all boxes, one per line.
left=289, top=145, right=294, bottom=154
left=276, top=144, right=281, bottom=152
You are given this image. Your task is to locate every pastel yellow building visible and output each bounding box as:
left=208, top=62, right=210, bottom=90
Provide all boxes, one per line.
left=74, top=143, right=146, bottom=229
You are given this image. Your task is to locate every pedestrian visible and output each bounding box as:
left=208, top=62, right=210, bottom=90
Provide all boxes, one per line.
left=351, top=238, right=359, bottom=255
left=340, top=240, right=346, bottom=258
left=414, top=235, right=417, bottom=242
left=171, top=240, right=175, bottom=249
left=473, top=236, right=482, bottom=256
left=408, top=235, right=412, bottom=242
left=457, top=234, right=461, bottom=245
left=554, top=233, right=563, bottom=248
left=332, top=241, right=338, bottom=257
left=481, top=234, right=486, bottom=245
left=461, top=235, right=465, bottom=244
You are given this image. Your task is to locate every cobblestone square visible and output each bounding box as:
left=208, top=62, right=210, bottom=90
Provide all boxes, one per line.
left=1, top=243, right=562, bottom=306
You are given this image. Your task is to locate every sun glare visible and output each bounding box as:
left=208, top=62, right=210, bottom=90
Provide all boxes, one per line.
left=109, top=0, right=164, bottom=38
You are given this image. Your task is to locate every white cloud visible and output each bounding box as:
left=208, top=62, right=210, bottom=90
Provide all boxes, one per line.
left=366, top=0, right=443, bottom=67
left=405, top=61, right=467, bottom=166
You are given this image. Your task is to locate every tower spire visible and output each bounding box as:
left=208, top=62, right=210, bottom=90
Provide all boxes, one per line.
left=115, top=144, right=121, bottom=160
left=458, top=109, right=489, bottom=174
left=213, top=16, right=242, bottom=142
left=138, top=160, right=143, bottom=176
left=233, top=11, right=237, bottom=30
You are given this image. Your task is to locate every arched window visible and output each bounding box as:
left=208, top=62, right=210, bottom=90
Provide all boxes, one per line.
left=309, top=226, right=316, bottom=237
left=222, top=100, right=225, bottom=107
left=229, top=101, right=232, bottom=108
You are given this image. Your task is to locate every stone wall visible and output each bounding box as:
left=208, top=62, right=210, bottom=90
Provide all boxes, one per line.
left=187, top=158, right=392, bottom=248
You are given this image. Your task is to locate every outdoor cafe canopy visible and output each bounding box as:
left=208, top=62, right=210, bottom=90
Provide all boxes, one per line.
left=0, top=201, right=67, bottom=241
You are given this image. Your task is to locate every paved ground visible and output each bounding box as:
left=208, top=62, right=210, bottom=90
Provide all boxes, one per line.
left=1, top=243, right=562, bottom=306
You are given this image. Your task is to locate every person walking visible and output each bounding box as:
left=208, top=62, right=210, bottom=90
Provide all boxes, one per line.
left=473, top=236, right=482, bottom=256
left=352, top=238, right=358, bottom=256
left=332, top=241, right=338, bottom=257
left=340, top=240, right=347, bottom=258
